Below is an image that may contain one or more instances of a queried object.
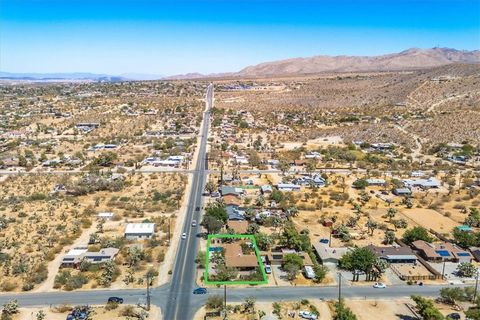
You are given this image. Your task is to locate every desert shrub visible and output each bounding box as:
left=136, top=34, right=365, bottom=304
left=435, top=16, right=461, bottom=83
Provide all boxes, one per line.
left=0, top=281, right=17, bottom=292
left=205, top=295, right=223, bottom=309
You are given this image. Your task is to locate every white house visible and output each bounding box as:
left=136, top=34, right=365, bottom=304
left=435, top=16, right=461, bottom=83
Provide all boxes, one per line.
left=366, top=178, right=386, bottom=186
left=277, top=183, right=301, bottom=191
left=97, top=212, right=114, bottom=220
left=403, top=177, right=441, bottom=189
left=124, top=223, right=156, bottom=240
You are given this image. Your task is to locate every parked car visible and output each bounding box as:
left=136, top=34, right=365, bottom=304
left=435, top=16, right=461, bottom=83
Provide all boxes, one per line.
left=447, top=313, right=461, bottom=320
left=191, top=220, right=197, bottom=227
left=195, top=206, right=200, bottom=211
left=304, top=266, right=315, bottom=279
left=319, top=238, right=329, bottom=244
left=181, top=233, right=187, bottom=239
left=373, top=282, right=386, bottom=288
left=193, top=287, right=207, bottom=294
left=107, top=297, right=124, bottom=304
left=265, top=265, right=272, bottom=274
left=299, top=311, right=318, bottom=319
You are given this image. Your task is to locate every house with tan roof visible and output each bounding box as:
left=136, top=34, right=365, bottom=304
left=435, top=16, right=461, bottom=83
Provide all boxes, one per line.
left=412, top=240, right=472, bottom=263
left=222, top=242, right=259, bottom=270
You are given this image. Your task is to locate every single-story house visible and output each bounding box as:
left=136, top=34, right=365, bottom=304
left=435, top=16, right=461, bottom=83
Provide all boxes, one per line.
left=312, top=242, right=350, bottom=264
left=393, top=188, right=412, bottom=196
left=366, top=245, right=417, bottom=264
left=412, top=240, right=472, bottom=263
left=226, top=205, right=246, bottom=221
left=227, top=220, right=249, bottom=234
left=124, top=223, right=156, bottom=240
left=305, top=152, right=321, bottom=159
left=403, top=177, right=441, bottom=189
left=366, top=178, right=386, bottom=186
left=266, top=248, right=314, bottom=266
left=276, top=183, right=301, bottom=192
left=220, top=185, right=244, bottom=197
left=61, top=247, right=119, bottom=268
left=97, top=212, right=114, bottom=220
left=261, top=185, right=273, bottom=194
left=223, top=242, right=259, bottom=270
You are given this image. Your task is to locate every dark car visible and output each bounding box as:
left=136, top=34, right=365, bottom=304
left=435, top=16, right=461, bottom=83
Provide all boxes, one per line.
left=193, top=287, right=207, bottom=294
left=107, top=297, right=124, bottom=304
left=319, top=238, right=329, bottom=244
left=447, top=313, right=461, bottom=320
left=195, top=206, right=200, bottom=211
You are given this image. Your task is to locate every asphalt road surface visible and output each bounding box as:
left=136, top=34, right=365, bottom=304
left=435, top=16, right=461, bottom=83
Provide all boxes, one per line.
left=162, top=83, right=213, bottom=320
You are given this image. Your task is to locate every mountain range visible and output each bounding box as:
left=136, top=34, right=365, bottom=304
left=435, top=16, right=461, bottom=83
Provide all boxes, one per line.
left=169, top=47, right=480, bottom=79
left=1, top=48, right=479, bottom=82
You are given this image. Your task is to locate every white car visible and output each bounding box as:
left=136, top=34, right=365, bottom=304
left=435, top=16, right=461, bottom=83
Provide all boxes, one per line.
left=181, top=233, right=187, bottom=239
left=373, top=282, right=386, bottom=288
left=191, top=220, right=197, bottom=227
left=299, top=311, right=318, bottom=319
left=265, top=265, right=272, bottom=274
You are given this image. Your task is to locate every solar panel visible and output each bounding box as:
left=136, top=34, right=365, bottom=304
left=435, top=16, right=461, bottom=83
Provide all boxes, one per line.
left=435, top=250, right=451, bottom=257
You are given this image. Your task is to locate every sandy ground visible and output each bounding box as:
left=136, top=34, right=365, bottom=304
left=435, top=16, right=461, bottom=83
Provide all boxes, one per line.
left=193, top=300, right=332, bottom=320
left=345, top=299, right=416, bottom=320
left=400, top=208, right=460, bottom=235
left=34, top=222, right=97, bottom=292
left=12, top=305, right=161, bottom=320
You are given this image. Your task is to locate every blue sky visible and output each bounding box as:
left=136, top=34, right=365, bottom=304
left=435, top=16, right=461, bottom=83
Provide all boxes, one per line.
left=1, top=0, right=479, bottom=75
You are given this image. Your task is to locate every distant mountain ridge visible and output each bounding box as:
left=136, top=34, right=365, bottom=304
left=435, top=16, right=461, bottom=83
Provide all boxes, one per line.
left=0, top=71, right=128, bottom=82
left=0, top=72, right=164, bottom=82
left=236, top=47, right=480, bottom=77
left=168, top=47, right=480, bottom=79
left=2, top=48, right=479, bottom=81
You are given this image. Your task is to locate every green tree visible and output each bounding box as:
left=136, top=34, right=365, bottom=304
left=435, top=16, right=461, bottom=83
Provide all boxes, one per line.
left=386, top=208, right=397, bottom=221
left=255, top=233, right=273, bottom=251
left=453, top=228, right=479, bottom=247
left=402, top=226, right=433, bottom=245
left=457, top=262, right=477, bottom=278
left=439, top=287, right=466, bottom=305
left=205, top=202, right=228, bottom=223
left=201, top=215, right=223, bottom=234
left=339, top=247, right=376, bottom=273
left=278, top=159, right=290, bottom=175
left=333, top=299, right=357, bottom=320
left=243, top=296, right=256, bottom=314
left=465, top=208, right=480, bottom=227
left=282, top=253, right=304, bottom=280
left=366, top=219, right=378, bottom=236
left=411, top=295, right=445, bottom=320
left=352, top=179, right=368, bottom=189
left=313, top=264, right=328, bottom=283
left=383, top=230, right=395, bottom=245
left=205, top=181, right=217, bottom=194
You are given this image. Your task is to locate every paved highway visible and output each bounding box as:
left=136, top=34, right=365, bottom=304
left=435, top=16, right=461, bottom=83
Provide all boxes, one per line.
left=163, top=83, right=213, bottom=320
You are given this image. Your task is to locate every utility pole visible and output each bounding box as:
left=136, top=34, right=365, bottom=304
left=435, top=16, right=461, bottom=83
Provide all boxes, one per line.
left=338, top=273, right=342, bottom=302
left=224, top=285, right=227, bottom=320
left=474, top=269, right=479, bottom=302
left=146, top=274, right=151, bottom=311
left=168, top=216, right=171, bottom=243
left=441, top=260, right=446, bottom=280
